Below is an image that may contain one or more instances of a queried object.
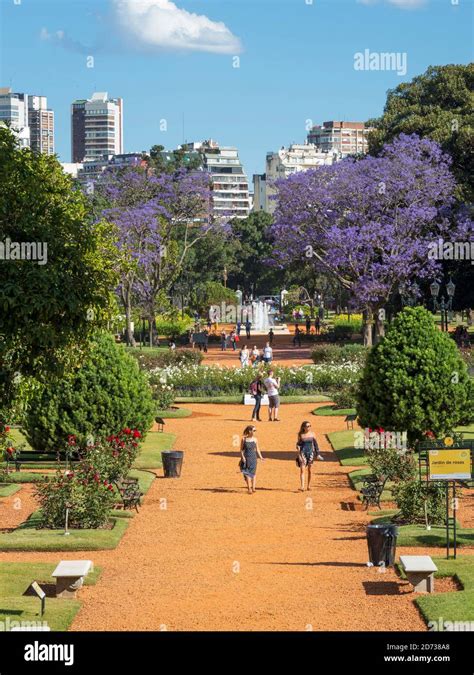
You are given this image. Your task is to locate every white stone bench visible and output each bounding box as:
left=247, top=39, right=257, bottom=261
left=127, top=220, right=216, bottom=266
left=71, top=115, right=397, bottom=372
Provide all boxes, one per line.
left=400, top=555, right=437, bottom=593
left=243, top=394, right=270, bottom=406
left=52, top=560, right=93, bottom=599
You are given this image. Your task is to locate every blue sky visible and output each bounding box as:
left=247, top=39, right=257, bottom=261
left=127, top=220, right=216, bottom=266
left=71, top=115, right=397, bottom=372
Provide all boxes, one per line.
left=0, top=0, right=472, bottom=176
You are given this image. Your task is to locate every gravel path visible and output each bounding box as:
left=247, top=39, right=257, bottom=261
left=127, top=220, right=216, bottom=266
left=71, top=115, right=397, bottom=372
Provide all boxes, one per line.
left=2, top=403, right=461, bottom=630
left=66, top=403, right=430, bottom=631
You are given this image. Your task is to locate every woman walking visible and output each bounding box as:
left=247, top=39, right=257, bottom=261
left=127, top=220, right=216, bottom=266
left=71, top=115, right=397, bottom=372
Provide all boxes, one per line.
left=240, top=425, right=264, bottom=494
left=296, top=421, right=324, bottom=491
left=249, top=373, right=264, bottom=422
left=240, top=345, right=250, bottom=367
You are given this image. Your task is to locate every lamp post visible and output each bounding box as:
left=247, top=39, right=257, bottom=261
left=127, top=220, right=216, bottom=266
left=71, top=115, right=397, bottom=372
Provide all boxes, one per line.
left=446, top=278, right=456, bottom=324
left=430, top=279, right=455, bottom=332
left=430, top=281, right=440, bottom=312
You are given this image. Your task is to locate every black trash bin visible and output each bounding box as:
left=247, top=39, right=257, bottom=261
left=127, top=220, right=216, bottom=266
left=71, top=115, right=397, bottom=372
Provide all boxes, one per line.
left=161, top=451, right=184, bottom=478
left=366, top=523, right=398, bottom=567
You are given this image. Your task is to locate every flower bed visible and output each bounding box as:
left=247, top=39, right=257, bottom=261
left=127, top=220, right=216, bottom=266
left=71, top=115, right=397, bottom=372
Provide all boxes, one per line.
left=149, top=362, right=363, bottom=397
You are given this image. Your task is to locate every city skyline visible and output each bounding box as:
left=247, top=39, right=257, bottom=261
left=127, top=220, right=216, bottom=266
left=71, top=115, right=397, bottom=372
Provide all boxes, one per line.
left=0, top=0, right=472, bottom=175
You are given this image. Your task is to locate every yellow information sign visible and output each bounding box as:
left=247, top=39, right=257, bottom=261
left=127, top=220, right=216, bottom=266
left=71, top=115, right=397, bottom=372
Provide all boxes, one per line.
left=428, top=449, right=472, bottom=481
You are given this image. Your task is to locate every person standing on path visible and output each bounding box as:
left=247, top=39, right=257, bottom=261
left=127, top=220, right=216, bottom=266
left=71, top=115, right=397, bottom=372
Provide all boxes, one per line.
left=230, top=330, right=237, bottom=351
left=240, top=345, right=250, bottom=367
left=221, top=330, right=228, bottom=351
left=306, top=317, right=311, bottom=335
left=245, top=318, right=251, bottom=340
left=296, top=421, right=324, bottom=491
left=249, top=373, right=264, bottom=422
left=264, top=369, right=281, bottom=421
left=262, top=342, right=273, bottom=364
left=268, top=328, right=274, bottom=346
left=315, top=316, right=320, bottom=335
left=251, top=345, right=260, bottom=365
left=240, top=425, right=265, bottom=494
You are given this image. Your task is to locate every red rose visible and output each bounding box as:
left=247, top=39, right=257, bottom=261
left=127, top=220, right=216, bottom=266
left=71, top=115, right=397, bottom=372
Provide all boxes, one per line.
left=5, top=426, right=10, bottom=432
left=67, top=435, right=76, bottom=446
left=132, top=430, right=141, bottom=438
left=123, top=428, right=131, bottom=435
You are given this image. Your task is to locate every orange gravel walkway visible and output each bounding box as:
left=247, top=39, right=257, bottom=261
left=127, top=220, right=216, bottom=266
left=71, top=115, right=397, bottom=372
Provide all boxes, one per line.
left=0, top=404, right=445, bottom=631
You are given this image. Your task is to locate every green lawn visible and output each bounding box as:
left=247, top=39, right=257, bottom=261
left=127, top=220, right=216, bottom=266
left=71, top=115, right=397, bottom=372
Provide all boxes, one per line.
left=1, top=471, right=50, bottom=484
left=371, top=512, right=474, bottom=547
left=327, top=430, right=367, bottom=467
left=133, top=431, right=175, bottom=470
left=0, top=512, right=130, bottom=552
left=155, top=408, right=192, bottom=418
left=398, top=556, right=474, bottom=628
left=0, top=561, right=101, bottom=631
left=313, top=405, right=356, bottom=417
left=0, top=483, right=21, bottom=497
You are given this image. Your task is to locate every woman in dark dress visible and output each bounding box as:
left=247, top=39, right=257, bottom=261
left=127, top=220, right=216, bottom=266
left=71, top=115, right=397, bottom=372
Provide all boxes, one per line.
left=240, top=425, right=264, bottom=494
left=296, top=421, right=323, bottom=491
left=250, top=374, right=264, bottom=422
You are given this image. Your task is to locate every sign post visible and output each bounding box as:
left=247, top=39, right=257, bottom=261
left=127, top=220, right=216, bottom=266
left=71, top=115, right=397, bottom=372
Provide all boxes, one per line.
left=419, top=440, right=473, bottom=560
left=30, top=581, right=46, bottom=616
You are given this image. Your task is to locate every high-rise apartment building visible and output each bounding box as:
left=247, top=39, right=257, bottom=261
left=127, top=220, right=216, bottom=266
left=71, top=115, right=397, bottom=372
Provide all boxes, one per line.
left=181, top=139, right=250, bottom=219
left=0, top=87, right=54, bottom=153
left=28, top=95, right=55, bottom=155
left=71, top=92, right=123, bottom=162
left=307, top=121, right=371, bottom=157
left=254, top=143, right=337, bottom=213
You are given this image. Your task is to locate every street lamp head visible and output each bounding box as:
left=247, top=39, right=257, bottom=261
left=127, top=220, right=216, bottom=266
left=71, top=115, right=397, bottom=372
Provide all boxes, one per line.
left=430, top=281, right=440, bottom=298
left=446, top=279, right=456, bottom=298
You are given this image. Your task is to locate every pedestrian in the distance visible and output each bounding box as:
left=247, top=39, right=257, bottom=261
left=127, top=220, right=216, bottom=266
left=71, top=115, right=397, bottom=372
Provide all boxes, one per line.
left=221, top=330, right=227, bottom=351
left=245, top=318, right=251, bottom=340
left=262, top=341, right=273, bottom=364
left=236, top=321, right=242, bottom=337
left=230, top=330, right=237, bottom=351
left=251, top=345, right=260, bottom=365
left=315, top=316, right=320, bottom=335
left=264, top=369, right=281, bottom=421
left=240, top=425, right=265, bottom=494
left=306, top=317, right=311, bottom=334
left=240, top=345, right=250, bottom=367
left=249, top=373, right=264, bottom=422
left=268, top=328, right=274, bottom=346
left=296, top=420, right=324, bottom=491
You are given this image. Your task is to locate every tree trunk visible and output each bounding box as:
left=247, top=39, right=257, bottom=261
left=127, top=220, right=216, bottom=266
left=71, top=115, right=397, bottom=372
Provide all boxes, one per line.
left=374, top=314, right=385, bottom=344
left=363, top=308, right=374, bottom=347
left=124, top=295, right=136, bottom=347
left=149, top=317, right=153, bottom=349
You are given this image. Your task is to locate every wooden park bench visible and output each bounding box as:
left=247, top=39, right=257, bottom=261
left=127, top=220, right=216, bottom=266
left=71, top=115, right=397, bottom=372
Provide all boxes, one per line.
left=400, top=555, right=437, bottom=593
left=51, top=560, right=93, bottom=599
left=360, top=475, right=388, bottom=510
left=114, top=477, right=142, bottom=512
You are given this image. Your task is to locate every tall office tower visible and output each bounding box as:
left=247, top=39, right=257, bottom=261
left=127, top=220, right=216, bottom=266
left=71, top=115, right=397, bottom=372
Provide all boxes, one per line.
left=28, top=95, right=55, bottom=155
left=180, top=140, right=250, bottom=219
left=0, top=87, right=30, bottom=148
left=71, top=92, right=123, bottom=162
left=307, top=121, right=371, bottom=157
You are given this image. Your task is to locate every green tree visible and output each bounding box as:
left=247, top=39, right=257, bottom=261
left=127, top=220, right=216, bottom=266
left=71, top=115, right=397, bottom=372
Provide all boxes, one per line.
left=367, top=64, right=474, bottom=201
left=23, top=333, right=155, bottom=452
left=356, top=306, right=473, bottom=444
left=147, top=145, right=203, bottom=173
left=0, top=127, right=116, bottom=409
left=228, top=211, right=280, bottom=295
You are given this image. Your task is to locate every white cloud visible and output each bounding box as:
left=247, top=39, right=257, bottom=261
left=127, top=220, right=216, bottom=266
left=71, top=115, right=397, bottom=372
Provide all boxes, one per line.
left=111, top=0, right=242, bottom=54
left=357, top=0, right=427, bottom=8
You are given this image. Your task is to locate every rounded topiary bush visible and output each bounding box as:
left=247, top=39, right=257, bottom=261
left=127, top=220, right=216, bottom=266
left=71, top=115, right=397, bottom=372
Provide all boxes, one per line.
left=356, top=306, right=473, bottom=445
left=24, top=333, right=154, bottom=452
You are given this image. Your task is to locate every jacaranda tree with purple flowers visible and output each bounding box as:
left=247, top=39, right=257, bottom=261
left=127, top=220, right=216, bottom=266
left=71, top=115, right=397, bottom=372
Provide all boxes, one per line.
left=95, top=168, right=216, bottom=345
left=270, top=134, right=473, bottom=346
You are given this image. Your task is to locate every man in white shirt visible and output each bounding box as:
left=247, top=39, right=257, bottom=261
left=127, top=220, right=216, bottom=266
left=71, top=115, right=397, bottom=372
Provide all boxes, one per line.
left=264, top=370, right=281, bottom=421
